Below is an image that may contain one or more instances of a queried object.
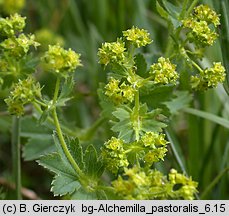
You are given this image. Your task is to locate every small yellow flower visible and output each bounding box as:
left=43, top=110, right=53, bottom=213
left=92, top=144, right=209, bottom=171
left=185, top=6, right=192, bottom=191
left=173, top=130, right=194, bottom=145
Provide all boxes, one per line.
left=123, top=26, right=152, bottom=47
left=144, top=148, right=168, bottom=164
left=191, top=62, right=226, bottom=91
left=42, top=44, right=81, bottom=77
left=194, top=4, right=220, bottom=27
left=150, top=57, right=179, bottom=85
left=183, top=19, right=218, bottom=46
left=105, top=137, right=124, bottom=151
left=112, top=167, right=198, bottom=200
left=101, top=137, right=129, bottom=173
left=105, top=77, right=135, bottom=104
left=141, top=131, right=168, bottom=148
left=98, top=39, right=126, bottom=65
left=112, top=176, right=135, bottom=197
left=0, top=14, right=26, bottom=37
left=105, top=78, right=120, bottom=96
left=120, top=82, right=136, bottom=102
left=5, top=77, right=41, bottom=116
left=182, top=4, right=220, bottom=47
left=0, top=34, right=39, bottom=59
left=168, top=169, right=198, bottom=200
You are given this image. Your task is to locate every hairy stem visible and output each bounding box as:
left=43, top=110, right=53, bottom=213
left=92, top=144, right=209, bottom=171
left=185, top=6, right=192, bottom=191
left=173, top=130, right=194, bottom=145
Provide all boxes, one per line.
left=33, top=102, right=105, bottom=141
left=52, top=77, right=84, bottom=177
left=53, top=77, right=60, bottom=103
left=11, top=116, right=21, bottom=199
left=33, top=103, right=76, bottom=137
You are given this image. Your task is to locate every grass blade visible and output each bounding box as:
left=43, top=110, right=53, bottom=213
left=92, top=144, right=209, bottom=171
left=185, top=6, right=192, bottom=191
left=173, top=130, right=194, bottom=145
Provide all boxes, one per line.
left=200, top=167, right=229, bottom=199
left=165, top=127, right=187, bottom=175
left=220, top=0, right=229, bottom=95
left=183, top=107, right=229, bottom=129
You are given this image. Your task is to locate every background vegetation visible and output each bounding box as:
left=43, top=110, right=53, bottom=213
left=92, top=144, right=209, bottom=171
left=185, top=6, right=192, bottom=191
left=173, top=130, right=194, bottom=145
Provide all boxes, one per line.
left=0, top=0, right=228, bottom=199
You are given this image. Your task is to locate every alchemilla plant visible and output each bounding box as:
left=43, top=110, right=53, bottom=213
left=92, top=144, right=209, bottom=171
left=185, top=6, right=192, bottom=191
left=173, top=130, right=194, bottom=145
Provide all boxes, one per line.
left=0, top=1, right=228, bottom=200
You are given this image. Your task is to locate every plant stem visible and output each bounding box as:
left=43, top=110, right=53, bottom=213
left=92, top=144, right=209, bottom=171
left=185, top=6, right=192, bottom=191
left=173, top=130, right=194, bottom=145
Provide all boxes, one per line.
left=133, top=91, right=140, bottom=141
left=181, top=48, right=203, bottom=73
left=191, top=60, right=203, bottom=73
left=33, top=102, right=105, bottom=141
left=11, top=116, right=21, bottom=199
left=52, top=77, right=84, bottom=177
left=180, top=0, right=189, bottom=19
left=187, top=0, right=199, bottom=15
left=34, top=99, right=47, bottom=108
left=33, top=103, right=76, bottom=137
left=53, top=77, right=60, bottom=103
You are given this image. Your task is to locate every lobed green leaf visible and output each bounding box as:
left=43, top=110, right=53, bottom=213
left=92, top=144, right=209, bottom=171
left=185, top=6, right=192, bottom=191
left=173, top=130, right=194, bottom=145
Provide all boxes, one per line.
left=163, top=91, right=193, bottom=115
left=37, top=152, right=75, bottom=176
left=51, top=175, right=81, bottom=197
left=84, top=144, right=104, bottom=178
left=66, top=137, right=85, bottom=170
left=23, top=137, right=55, bottom=161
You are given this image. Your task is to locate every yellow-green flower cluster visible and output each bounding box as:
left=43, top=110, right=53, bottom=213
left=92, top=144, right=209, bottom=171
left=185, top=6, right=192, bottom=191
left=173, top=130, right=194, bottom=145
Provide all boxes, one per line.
left=101, top=137, right=129, bottom=174
left=149, top=57, right=179, bottom=85
left=98, top=27, right=152, bottom=67
left=5, top=77, right=41, bottom=116
left=0, top=14, right=39, bottom=60
left=0, top=34, right=39, bottom=59
left=168, top=169, right=198, bottom=200
left=183, top=19, right=218, bottom=46
left=98, top=39, right=126, bottom=66
left=182, top=5, right=220, bottom=47
left=112, top=166, right=151, bottom=199
left=191, top=62, right=226, bottom=91
left=105, top=77, right=136, bottom=104
left=42, top=45, right=81, bottom=77
left=0, top=0, right=25, bottom=15
left=140, top=132, right=169, bottom=165
left=144, top=148, right=168, bottom=164
left=112, top=166, right=198, bottom=200
left=141, top=131, right=168, bottom=147
left=0, top=14, right=26, bottom=37
left=123, top=26, right=152, bottom=48
left=194, top=4, right=220, bottom=27
left=101, top=132, right=169, bottom=172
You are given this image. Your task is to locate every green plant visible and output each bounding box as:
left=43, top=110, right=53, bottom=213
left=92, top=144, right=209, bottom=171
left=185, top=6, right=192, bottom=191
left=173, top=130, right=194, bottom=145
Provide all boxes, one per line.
left=0, top=0, right=228, bottom=200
